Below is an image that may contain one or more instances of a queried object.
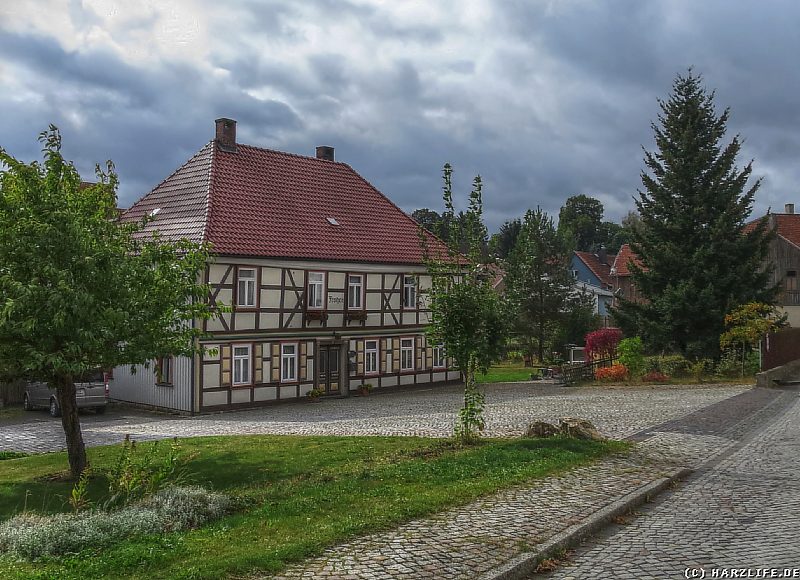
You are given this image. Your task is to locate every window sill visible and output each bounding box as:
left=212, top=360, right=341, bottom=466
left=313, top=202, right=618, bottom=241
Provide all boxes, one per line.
left=155, top=382, right=174, bottom=388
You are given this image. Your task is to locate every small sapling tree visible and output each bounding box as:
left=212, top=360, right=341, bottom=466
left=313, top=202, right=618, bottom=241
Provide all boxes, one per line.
left=422, top=164, right=507, bottom=443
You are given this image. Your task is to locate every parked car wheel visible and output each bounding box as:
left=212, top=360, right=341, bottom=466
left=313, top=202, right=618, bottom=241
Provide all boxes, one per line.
left=23, top=394, right=33, bottom=411
left=49, top=398, right=61, bottom=418
left=95, top=406, right=106, bottom=414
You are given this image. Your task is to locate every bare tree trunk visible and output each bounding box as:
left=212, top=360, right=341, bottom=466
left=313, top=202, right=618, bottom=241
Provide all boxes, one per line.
left=55, top=375, right=87, bottom=478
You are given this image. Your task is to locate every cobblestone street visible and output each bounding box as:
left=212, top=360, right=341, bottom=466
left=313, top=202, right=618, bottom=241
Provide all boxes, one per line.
left=1, top=382, right=748, bottom=453
left=4, top=381, right=793, bottom=580
left=543, top=386, right=800, bottom=580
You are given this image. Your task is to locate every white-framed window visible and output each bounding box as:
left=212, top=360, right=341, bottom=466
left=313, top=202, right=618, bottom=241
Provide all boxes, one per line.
left=400, top=338, right=414, bottom=371
left=281, top=343, right=298, bottom=382
left=365, top=340, right=378, bottom=374
left=237, top=268, right=257, bottom=307
left=403, top=275, right=417, bottom=309
left=348, top=274, right=364, bottom=309
left=307, top=272, right=325, bottom=309
left=432, top=344, right=446, bottom=369
left=233, top=345, right=251, bottom=385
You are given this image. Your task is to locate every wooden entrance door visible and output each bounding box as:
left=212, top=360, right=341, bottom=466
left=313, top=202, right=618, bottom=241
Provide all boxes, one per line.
left=318, top=345, right=341, bottom=395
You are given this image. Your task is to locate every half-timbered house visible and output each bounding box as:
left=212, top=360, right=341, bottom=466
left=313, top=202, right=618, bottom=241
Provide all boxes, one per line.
left=111, top=119, right=459, bottom=413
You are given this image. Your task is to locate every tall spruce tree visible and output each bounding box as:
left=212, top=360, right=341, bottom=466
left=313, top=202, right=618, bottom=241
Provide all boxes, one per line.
left=614, top=71, right=774, bottom=357
left=505, top=207, right=588, bottom=362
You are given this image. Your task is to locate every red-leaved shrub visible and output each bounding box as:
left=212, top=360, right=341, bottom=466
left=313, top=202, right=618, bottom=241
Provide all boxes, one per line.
left=594, top=364, right=628, bottom=382
left=585, top=328, right=623, bottom=360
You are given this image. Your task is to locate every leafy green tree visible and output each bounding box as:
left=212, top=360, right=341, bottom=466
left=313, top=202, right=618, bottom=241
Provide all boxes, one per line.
left=505, top=207, right=585, bottom=362
left=613, top=71, right=775, bottom=358
left=489, top=218, right=522, bottom=260
left=0, top=127, right=216, bottom=477
left=720, top=302, right=786, bottom=375
left=422, top=164, right=507, bottom=443
left=558, top=194, right=604, bottom=251
left=411, top=208, right=445, bottom=238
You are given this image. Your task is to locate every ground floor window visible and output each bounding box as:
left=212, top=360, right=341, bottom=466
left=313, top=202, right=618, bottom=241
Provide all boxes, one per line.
left=233, top=345, right=251, bottom=385
left=400, top=338, right=414, bottom=371
left=155, top=356, right=173, bottom=384
left=432, top=344, right=446, bottom=369
left=365, top=340, right=378, bottom=374
left=281, top=343, right=298, bottom=382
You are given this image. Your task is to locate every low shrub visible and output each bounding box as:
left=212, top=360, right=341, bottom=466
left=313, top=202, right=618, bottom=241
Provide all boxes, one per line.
left=0, top=451, right=28, bottom=461
left=595, top=364, right=628, bottom=382
left=645, top=354, right=692, bottom=377
left=642, top=371, right=669, bottom=383
left=0, top=486, right=230, bottom=560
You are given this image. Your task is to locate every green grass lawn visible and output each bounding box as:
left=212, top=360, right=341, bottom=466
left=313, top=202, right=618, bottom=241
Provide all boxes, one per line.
left=0, top=405, right=24, bottom=422
left=476, top=362, right=533, bottom=383
left=0, top=434, right=627, bottom=579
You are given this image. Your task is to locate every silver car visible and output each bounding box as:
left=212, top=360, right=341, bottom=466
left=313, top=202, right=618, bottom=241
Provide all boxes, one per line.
left=24, top=370, right=110, bottom=417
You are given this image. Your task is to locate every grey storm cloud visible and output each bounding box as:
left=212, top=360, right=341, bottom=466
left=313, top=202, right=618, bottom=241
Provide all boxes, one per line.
left=1, top=0, right=799, bottom=229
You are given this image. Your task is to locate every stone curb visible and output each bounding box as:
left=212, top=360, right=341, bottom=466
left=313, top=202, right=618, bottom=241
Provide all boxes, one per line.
left=480, top=467, right=694, bottom=580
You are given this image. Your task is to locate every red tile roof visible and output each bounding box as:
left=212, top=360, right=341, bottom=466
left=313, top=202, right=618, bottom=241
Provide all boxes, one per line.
left=122, top=143, right=212, bottom=244
left=747, top=213, right=800, bottom=249
left=123, top=141, right=448, bottom=264
left=574, top=251, right=615, bottom=287
left=611, top=244, right=645, bottom=276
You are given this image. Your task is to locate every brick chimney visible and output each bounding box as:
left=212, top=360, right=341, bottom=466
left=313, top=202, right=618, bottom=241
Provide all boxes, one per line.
left=215, top=118, right=237, bottom=152
left=786, top=203, right=795, bottom=214
left=316, top=146, right=335, bottom=162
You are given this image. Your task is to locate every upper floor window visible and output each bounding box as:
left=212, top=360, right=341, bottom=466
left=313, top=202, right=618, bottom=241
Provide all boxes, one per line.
left=308, top=272, right=325, bottom=309
left=403, top=275, right=417, bottom=309
left=786, top=271, right=798, bottom=291
left=233, top=345, right=251, bottom=385
left=281, top=343, right=298, bottom=382
left=365, top=340, right=378, bottom=374
left=237, top=268, right=256, bottom=307
left=348, top=274, right=364, bottom=309
left=400, top=338, right=415, bottom=371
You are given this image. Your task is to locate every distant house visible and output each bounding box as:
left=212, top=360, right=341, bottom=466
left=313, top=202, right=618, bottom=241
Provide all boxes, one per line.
left=609, top=244, right=646, bottom=305
left=571, top=248, right=614, bottom=325
left=747, top=203, right=800, bottom=327
left=112, top=118, right=459, bottom=413
left=571, top=245, right=646, bottom=325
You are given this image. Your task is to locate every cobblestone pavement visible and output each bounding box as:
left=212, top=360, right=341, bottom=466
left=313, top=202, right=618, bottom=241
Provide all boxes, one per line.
left=0, top=382, right=749, bottom=454
left=544, top=387, right=800, bottom=580
left=262, top=387, right=793, bottom=580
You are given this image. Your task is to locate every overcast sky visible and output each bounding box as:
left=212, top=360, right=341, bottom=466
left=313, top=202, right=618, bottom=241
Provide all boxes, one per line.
left=1, top=1, right=799, bottom=231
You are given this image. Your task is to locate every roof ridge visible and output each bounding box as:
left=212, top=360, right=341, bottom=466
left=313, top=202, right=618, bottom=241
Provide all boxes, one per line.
left=235, top=143, right=346, bottom=165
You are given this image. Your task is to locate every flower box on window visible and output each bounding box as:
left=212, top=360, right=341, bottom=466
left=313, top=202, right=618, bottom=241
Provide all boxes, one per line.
left=305, top=310, right=328, bottom=322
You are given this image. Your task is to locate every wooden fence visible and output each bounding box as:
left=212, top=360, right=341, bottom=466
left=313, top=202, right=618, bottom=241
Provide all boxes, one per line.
left=762, top=328, right=800, bottom=370
left=558, top=357, right=614, bottom=385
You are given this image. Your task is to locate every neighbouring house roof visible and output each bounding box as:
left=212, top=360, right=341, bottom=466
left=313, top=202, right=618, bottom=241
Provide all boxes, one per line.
left=745, top=212, right=800, bottom=249
left=574, top=251, right=615, bottom=287
left=611, top=244, right=645, bottom=276
left=122, top=137, right=448, bottom=265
